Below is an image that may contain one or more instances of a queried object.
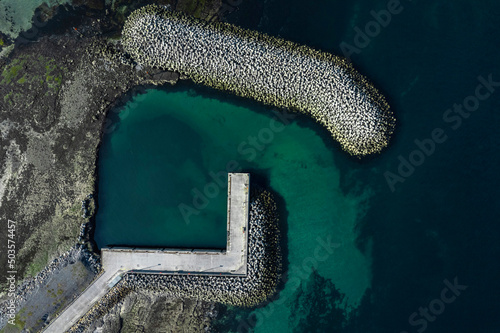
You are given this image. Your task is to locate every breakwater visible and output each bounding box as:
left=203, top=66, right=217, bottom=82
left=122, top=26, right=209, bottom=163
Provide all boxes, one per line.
left=122, top=188, right=282, bottom=307
left=122, top=5, right=395, bottom=156
left=68, top=188, right=281, bottom=332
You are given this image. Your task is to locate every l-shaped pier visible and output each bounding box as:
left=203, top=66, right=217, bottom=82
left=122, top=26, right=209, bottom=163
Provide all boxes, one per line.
left=43, top=173, right=249, bottom=332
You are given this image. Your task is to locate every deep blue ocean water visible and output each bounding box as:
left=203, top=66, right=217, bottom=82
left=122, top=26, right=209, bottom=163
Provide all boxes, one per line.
left=96, top=1, right=500, bottom=332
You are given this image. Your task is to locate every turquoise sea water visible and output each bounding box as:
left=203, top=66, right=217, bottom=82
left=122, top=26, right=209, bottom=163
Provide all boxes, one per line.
left=96, top=84, right=372, bottom=308
left=95, top=88, right=229, bottom=249
left=96, top=0, right=500, bottom=332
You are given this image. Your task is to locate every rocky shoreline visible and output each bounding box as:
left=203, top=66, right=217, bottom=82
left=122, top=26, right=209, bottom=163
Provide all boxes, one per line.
left=0, top=12, right=178, bottom=294
left=0, top=1, right=225, bottom=331
left=79, top=289, right=219, bottom=333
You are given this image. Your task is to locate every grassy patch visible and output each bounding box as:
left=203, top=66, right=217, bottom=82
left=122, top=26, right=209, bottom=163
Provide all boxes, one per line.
left=44, top=59, right=63, bottom=91
left=3, top=92, right=23, bottom=106
left=14, top=315, right=25, bottom=329
left=47, top=288, right=57, bottom=298
left=68, top=203, right=81, bottom=217
left=45, top=61, right=56, bottom=73
left=1, top=59, right=26, bottom=85
left=1, top=55, right=65, bottom=89
left=3, top=91, right=12, bottom=104
left=0, top=314, right=25, bottom=332
left=25, top=250, right=49, bottom=278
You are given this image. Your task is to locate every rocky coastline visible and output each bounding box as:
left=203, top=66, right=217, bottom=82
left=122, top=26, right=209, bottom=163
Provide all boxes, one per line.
left=0, top=1, right=224, bottom=331
left=77, top=289, right=219, bottom=333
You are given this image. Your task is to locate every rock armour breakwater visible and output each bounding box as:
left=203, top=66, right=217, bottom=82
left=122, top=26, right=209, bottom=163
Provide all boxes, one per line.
left=122, top=5, right=395, bottom=156
left=120, top=188, right=282, bottom=308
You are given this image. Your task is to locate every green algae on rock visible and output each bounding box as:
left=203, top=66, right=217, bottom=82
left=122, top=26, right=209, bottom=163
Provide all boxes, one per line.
left=122, top=5, right=395, bottom=156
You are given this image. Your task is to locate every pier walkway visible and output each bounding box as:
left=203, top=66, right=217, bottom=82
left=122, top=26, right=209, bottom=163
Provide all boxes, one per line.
left=43, top=173, right=249, bottom=332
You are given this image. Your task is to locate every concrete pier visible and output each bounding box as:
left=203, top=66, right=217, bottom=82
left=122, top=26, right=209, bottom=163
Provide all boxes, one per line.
left=43, top=173, right=249, bottom=332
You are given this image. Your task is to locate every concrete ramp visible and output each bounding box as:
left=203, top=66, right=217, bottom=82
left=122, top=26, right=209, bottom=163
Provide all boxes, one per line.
left=42, top=270, right=122, bottom=332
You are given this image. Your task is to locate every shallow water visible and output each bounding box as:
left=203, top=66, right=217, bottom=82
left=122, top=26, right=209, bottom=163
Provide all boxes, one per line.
left=0, top=0, right=70, bottom=39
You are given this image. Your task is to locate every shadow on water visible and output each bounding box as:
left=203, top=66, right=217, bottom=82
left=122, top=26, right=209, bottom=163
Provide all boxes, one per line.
left=89, top=83, right=168, bottom=253
left=159, top=78, right=371, bottom=165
